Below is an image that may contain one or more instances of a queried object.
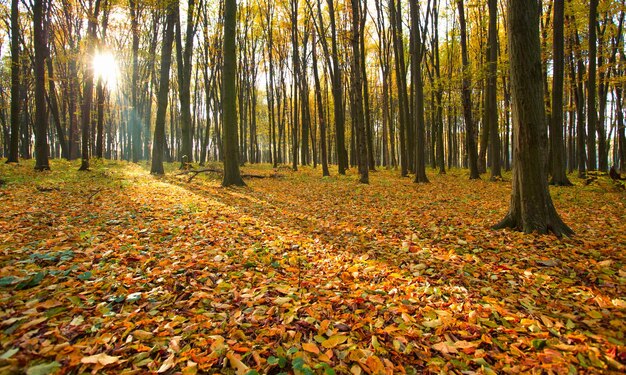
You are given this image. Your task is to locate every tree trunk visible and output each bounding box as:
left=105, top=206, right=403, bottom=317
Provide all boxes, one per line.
left=176, top=0, right=196, bottom=166
left=150, top=0, right=176, bottom=175
left=410, top=0, right=428, bottom=183
left=587, top=0, right=598, bottom=170
left=494, top=0, right=573, bottom=237
left=6, top=0, right=20, bottom=163
left=457, top=0, right=480, bottom=179
left=312, top=28, right=330, bottom=176
left=327, top=0, right=347, bottom=174
left=79, top=0, right=101, bottom=171
left=549, top=0, right=572, bottom=185
left=487, top=0, right=501, bottom=180
left=33, top=0, right=50, bottom=171
left=351, top=0, right=368, bottom=183
left=221, top=0, right=245, bottom=185
left=389, top=0, right=408, bottom=177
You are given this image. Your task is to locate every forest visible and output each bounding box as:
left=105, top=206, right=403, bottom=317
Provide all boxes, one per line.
left=0, top=0, right=625, bottom=373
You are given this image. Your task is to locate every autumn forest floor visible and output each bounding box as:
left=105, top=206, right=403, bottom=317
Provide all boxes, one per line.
left=0, top=159, right=625, bottom=374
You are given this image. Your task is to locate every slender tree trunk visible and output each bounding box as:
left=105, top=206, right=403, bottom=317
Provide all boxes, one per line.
left=327, top=0, right=347, bottom=174
left=494, top=0, right=572, bottom=237
left=457, top=0, right=480, bottom=179
left=350, top=0, right=368, bottom=183
left=129, top=0, right=142, bottom=162
left=587, top=0, right=598, bottom=170
left=312, top=29, right=330, bottom=176
left=549, top=0, right=572, bottom=185
left=176, top=0, right=196, bottom=166
left=222, top=0, right=244, bottom=185
left=410, top=0, right=428, bottom=183
left=79, top=0, right=101, bottom=171
left=389, top=0, right=408, bottom=177
left=150, top=0, right=176, bottom=175
left=34, top=0, right=50, bottom=171
left=46, top=58, right=68, bottom=159
left=7, top=0, right=20, bottom=163
left=487, top=0, right=501, bottom=180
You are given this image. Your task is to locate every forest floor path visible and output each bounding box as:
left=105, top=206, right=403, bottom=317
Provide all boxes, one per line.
left=0, top=160, right=624, bottom=374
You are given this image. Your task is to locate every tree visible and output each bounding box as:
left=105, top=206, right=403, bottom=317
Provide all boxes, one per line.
left=587, top=0, right=598, bottom=171
left=6, top=0, right=19, bottom=163
left=33, top=0, right=50, bottom=171
left=350, top=0, right=368, bottom=184
left=409, top=0, right=428, bottom=183
left=549, top=0, right=572, bottom=186
left=486, top=0, right=501, bottom=180
left=221, top=0, right=244, bottom=186
left=150, top=0, right=177, bottom=175
left=457, top=0, right=480, bottom=179
left=327, top=0, right=348, bottom=175
left=78, top=0, right=102, bottom=171
left=494, top=0, right=573, bottom=237
left=175, top=0, right=197, bottom=166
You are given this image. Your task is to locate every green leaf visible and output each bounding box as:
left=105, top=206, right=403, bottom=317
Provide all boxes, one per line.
left=0, top=348, right=19, bottom=359
left=77, top=271, right=92, bottom=280
left=267, top=356, right=279, bottom=365
left=244, top=371, right=259, bottom=375
left=531, top=339, right=547, bottom=350
left=126, top=292, right=142, bottom=302
left=292, top=357, right=305, bottom=371
left=26, top=361, right=61, bottom=375
left=15, top=272, right=46, bottom=290
left=0, top=276, right=17, bottom=286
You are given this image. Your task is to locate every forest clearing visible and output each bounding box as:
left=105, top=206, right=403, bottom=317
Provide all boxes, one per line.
left=0, top=160, right=624, bottom=374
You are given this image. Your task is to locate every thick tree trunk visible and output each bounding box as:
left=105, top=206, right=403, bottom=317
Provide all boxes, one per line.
left=494, top=0, right=573, bottom=237
left=33, top=0, right=50, bottom=171
left=150, top=1, right=176, bottom=175
left=221, top=0, right=245, bottom=186
left=549, top=0, right=572, bottom=185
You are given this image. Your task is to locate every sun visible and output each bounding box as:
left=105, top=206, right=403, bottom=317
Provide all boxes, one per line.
left=92, top=51, right=119, bottom=90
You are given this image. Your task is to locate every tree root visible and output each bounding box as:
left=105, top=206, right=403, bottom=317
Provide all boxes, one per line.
left=177, top=168, right=284, bottom=182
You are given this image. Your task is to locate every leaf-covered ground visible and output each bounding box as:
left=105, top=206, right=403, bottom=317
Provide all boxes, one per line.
left=0, top=160, right=625, bottom=374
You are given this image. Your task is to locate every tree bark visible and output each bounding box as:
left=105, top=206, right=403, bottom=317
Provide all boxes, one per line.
left=410, top=0, right=428, bottom=183
left=549, top=0, right=572, bottom=185
left=221, top=0, right=245, bottom=186
left=150, top=0, right=176, bottom=175
left=79, top=0, right=101, bottom=171
left=457, top=0, right=480, bottom=179
left=7, top=0, right=20, bottom=163
left=494, top=0, right=573, bottom=237
left=33, top=0, right=50, bottom=171
left=487, top=0, right=501, bottom=180
left=587, top=0, right=598, bottom=170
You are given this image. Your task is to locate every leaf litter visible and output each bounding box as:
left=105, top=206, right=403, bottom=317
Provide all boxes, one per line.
left=0, top=160, right=624, bottom=374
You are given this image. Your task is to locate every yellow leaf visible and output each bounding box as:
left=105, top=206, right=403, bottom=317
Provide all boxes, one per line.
left=322, top=335, right=348, bottom=348
left=432, top=341, right=458, bottom=354
left=302, top=342, right=320, bottom=354
left=157, top=354, right=176, bottom=373
left=226, top=351, right=249, bottom=375
left=81, top=353, right=120, bottom=366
